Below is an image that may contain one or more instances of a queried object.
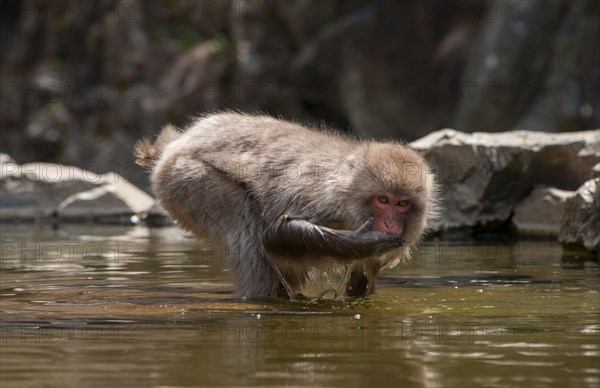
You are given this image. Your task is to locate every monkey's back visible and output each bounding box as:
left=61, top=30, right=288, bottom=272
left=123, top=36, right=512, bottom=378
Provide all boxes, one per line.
left=156, top=112, right=360, bottom=224
left=182, top=112, right=354, bottom=165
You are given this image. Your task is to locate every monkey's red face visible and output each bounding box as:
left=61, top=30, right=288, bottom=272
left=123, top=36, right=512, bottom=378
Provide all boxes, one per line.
left=371, top=194, right=412, bottom=235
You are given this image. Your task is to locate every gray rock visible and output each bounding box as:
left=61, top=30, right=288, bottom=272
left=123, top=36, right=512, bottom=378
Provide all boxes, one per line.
left=559, top=178, right=600, bottom=252
left=411, top=129, right=599, bottom=231
left=1, top=158, right=155, bottom=224
left=0, top=154, right=15, bottom=164
left=512, top=187, right=573, bottom=236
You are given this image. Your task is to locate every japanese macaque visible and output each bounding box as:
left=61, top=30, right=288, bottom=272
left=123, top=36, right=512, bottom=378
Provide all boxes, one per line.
left=135, top=113, right=438, bottom=299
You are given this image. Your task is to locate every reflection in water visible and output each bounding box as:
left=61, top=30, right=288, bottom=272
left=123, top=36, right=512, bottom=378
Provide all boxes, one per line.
left=0, top=224, right=598, bottom=387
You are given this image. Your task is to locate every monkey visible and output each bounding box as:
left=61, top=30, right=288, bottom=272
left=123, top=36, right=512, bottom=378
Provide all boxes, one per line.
left=135, top=112, right=438, bottom=299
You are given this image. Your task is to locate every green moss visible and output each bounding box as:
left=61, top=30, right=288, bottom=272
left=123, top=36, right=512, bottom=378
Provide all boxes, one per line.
left=44, top=57, right=63, bottom=70
left=36, top=101, right=62, bottom=118
left=175, top=22, right=203, bottom=51
left=148, top=20, right=203, bottom=52
left=212, top=33, right=231, bottom=57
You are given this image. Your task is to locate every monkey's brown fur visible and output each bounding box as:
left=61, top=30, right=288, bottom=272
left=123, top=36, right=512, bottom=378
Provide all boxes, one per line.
left=136, top=112, right=438, bottom=298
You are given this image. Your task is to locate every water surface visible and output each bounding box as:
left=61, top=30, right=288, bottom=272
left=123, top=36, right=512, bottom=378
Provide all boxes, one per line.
left=1, top=225, right=598, bottom=387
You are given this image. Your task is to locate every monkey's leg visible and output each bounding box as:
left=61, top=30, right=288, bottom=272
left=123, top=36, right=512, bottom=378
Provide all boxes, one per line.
left=264, top=216, right=403, bottom=262
left=154, top=159, right=279, bottom=297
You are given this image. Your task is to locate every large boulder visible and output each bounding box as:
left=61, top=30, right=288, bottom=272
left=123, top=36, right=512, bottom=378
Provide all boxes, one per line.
left=559, top=178, right=600, bottom=252
left=411, top=129, right=599, bottom=232
left=511, top=187, right=573, bottom=236
left=0, top=156, right=156, bottom=224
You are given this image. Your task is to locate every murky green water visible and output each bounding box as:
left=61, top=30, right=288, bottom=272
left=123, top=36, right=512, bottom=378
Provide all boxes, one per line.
left=1, top=224, right=598, bottom=387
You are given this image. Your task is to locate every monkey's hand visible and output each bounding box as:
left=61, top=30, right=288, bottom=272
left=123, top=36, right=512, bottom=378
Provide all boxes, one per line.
left=264, top=216, right=403, bottom=262
left=350, top=217, right=405, bottom=256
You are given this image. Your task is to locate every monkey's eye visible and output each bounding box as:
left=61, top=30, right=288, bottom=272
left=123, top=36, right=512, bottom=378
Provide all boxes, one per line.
left=397, top=200, right=409, bottom=207
left=378, top=196, right=389, bottom=204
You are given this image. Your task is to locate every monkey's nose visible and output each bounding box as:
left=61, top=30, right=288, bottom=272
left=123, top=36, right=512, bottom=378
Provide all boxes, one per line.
left=384, top=217, right=395, bottom=229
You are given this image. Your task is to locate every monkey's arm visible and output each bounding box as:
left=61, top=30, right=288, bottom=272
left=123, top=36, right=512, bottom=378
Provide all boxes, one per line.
left=264, top=216, right=403, bottom=261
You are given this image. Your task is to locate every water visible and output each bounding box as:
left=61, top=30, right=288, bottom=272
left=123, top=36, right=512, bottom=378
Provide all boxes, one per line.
left=1, top=224, right=598, bottom=387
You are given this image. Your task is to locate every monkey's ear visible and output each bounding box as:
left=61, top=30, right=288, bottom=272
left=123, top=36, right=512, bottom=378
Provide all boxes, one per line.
left=134, top=137, right=156, bottom=166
